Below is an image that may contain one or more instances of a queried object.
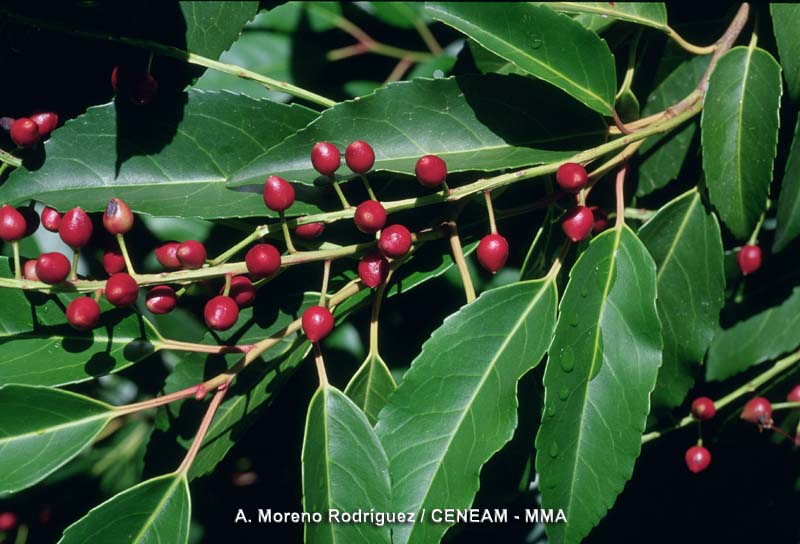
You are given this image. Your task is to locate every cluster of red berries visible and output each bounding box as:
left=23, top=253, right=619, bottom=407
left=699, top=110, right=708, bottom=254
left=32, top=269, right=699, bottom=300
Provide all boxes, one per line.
left=2, top=111, right=59, bottom=148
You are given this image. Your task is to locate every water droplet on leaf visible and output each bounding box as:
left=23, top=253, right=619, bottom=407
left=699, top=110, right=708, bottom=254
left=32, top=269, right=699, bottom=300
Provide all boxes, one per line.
left=547, top=404, right=556, bottom=417
left=558, top=386, right=569, bottom=400
left=531, top=35, right=543, bottom=49
left=560, top=347, right=575, bottom=372
left=549, top=442, right=559, bottom=458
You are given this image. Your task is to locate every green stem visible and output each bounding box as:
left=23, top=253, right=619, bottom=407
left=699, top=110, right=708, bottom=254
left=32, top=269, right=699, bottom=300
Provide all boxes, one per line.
left=748, top=209, right=767, bottom=245
left=12, top=241, right=21, bottom=280
left=360, top=174, right=377, bottom=201
left=483, top=190, right=498, bottom=234
left=116, top=233, right=136, bottom=276
left=447, top=221, right=476, bottom=303
left=615, top=29, right=641, bottom=101
left=368, top=270, right=393, bottom=358
left=771, top=401, right=800, bottom=411
left=0, top=148, right=22, bottom=168
left=330, top=175, right=351, bottom=208
left=70, top=248, right=80, bottom=281
left=319, top=260, right=332, bottom=306
left=280, top=211, right=297, bottom=253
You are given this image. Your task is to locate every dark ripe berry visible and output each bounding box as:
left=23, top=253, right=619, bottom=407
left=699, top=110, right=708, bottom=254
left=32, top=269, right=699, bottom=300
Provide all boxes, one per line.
left=103, top=198, right=134, bottom=235
left=477, top=233, right=509, bottom=274
left=245, top=243, right=281, bottom=278
left=226, top=275, right=256, bottom=308
left=35, top=252, right=71, bottom=284
left=105, top=272, right=138, bottom=307
left=0, top=512, right=18, bottom=532
left=204, top=295, right=239, bottom=331
left=741, top=397, right=773, bottom=426
left=556, top=162, right=589, bottom=193
left=0, top=204, right=27, bottom=241
left=23, top=259, right=39, bottom=281
left=10, top=117, right=40, bottom=147
left=737, top=245, right=762, bottom=276
left=295, top=222, right=325, bottom=239
left=0, top=117, right=14, bottom=131
left=145, top=285, right=177, bottom=315
left=102, top=248, right=126, bottom=275
left=263, top=175, right=295, bottom=212
left=787, top=385, right=800, bottom=403
left=691, top=397, right=716, bottom=421
left=155, top=241, right=181, bottom=270
left=311, top=141, right=341, bottom=176
left=30, top=111, right=59, bottom=137
left=415, top=154, right=447, bottom=188
left=354, top=200, right=387, bottom=234
left=111, top=65, right=120, bottom=90
left=358, top=252, right=389, bottom=288
left=176, top=240, right=207, bottom=270
left=59, top=207, right=94, bottom=248
left=302, top=305, right=334, bottom=342
left=66, top=297, right=101, bottom=331
left=131, top=73, right=158, bottom=106
left=684, top=445, right=711, bottom=474
left=378, top=224, right=412, bottom=259
left=18, top=206, right=40, bottom=237
left=589, top=206, right=609, bottom=234
left=345, top=140, right=376, bottom=174
left=41, top=206, right=62, bottom=232
left=562, top=206, right=594, bottom=242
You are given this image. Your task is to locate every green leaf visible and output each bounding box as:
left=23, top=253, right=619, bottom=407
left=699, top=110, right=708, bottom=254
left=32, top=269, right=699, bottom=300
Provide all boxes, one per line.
left=637, top=55, right=709, bottom=196
left=774, top=115, right=800, bottom=251
left=0, top=258, right=33, bottom=336
left=701, top=46, right=782, bottom=238
left=468, top=40, right=525, bottom=75
left=638, top=190, right=725, bottom=409
left=228, top=75, right=606, bottom=186
left=706, top=286, right=800, bottom=381
left=306, top=2, right=343, bottom=32
left=180, top=1, right=259, bottom=60
left=368, top=2, right=423, bottom=28
left=771, top=3, right=800, bottom=101
left=0, top=385, right=115, bottom=494
left=0, top=90, right=319, bottom=219
left=535, top=226, right=662, bottom=544
left=345, top=352, right=396, bottom=425
left=302, top=385, right=392, bottom=544
left=425, top=2, right=617, bottom=115
left=376, top=279, right=558, bottom=544
left=545, top=2, right=668, bottom=31
left=59, top=473, right=191, bottom=544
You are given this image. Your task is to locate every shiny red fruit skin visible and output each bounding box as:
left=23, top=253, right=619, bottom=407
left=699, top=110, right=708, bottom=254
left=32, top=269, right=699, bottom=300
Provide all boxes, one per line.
left=10, top=117, right=40, bottom=147
left=415, top=155, right=447, bottom=187
left=23, top=259, right=39, bottom=281
left=0, top=511, right=17, bottom=532
left=562, top=206, right=594, bottom=242
left=0, top=204, right=27, bottom=241
left=787, top=385, right=800, bottom=403
left=245, top=243, right=281, bottom=278
left=691, top=397, right=716, bottom=421
left=105, top=273, right=139, bottom=306
left=146, top=285, right=177, bottom=314
left=30, top=111, right=59, bottom=137
left=155, top=242, right=182, bottom=270
left=35, top=252, right=71, bottom=284
left=378, top=224, right=412, bottom=259
left=741, top=397, right=773, bottom=425
left=685, top=445, right=711, bottom=473
left=311, top=142, right=341, bottom=176
left=102, top=249, right=126, bottom=275
left=295, top=222, right=325, bottom=239
left=41, top=207, right=62, bottom=232
left=204, top=295, right=239, bottom=331
left=103, top=198, right=134, bottom=235
left=477, top=234, right=509, bottom=274
left=66, top=297, right=101, bottom=331
left=176, top=240, right=207, bottom=270
left=226, top=276, right=256, bottom=307
left=302, top=305, right=334, bottom=342
left=737, top=245, right=762, bottom=276
left=556, top=162, right=589, bottom=192
left=354, top=200, right=387, bottom=234
left=345, top=140, right=375, bottom=174
left=358, top=252, right=389, bottom=288
left=59, top=207, right=94, bottom=248
left=263, top=175, right=295, bottom=212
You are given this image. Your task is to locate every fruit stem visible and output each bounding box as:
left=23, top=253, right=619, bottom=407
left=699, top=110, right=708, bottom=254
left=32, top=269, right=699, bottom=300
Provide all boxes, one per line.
left=0, top=148, right=22, bottom=168
left=415, top=19, right=443, bottom=55
left=222, top=273, right=232, bottom=297
left=770, top=401, right=800, bottom=411
left=11, top=241, right=21, bottom=280
left=279, top=211, right=297, bottom=254
left=319, top=259, right=332, bottom=307
left=70, top=248, right=81, bottom=281
left=360, top=174, right=377, bottom=201
left=324, top=12, right=433, bottom=62
left=385, top=56, right=414, bottom=84
left=665, top=25, right=716, bottom=56
left=314, top=343, right=329, bottom=387
left=330, top=174, right=351, bottom=209
left=447, top=221, right=476, bottom=303
left=368, top=269, right=394, bottom=357
left=116, top=233, right=137, bottom=276
left=614, top=164, right=628, bottom=228
left=747, top=209, right=767, bottom=245
left=483, top=190, right=498, bottom=235
left=176, top=383, right=229, bottom=476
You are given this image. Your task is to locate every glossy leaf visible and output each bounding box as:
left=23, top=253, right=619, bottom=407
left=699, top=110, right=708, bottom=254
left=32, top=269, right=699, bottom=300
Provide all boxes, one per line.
left=545, top=3, right=668, bottom=30
left=426, top=3, right=617, bottom=115
left=368, top=2, right=423, bottom=28
left=228, top=74, right=606, bottom=187
left=376, top=279, right=558, bottom=544
left=701, top=46, right=782, bottom=238
left=0, top=385, right=115, bottom=494
left=771, top=3, right=800, bottom=101
left=773, top=115, right=800, bottom=252
left=345, top=352, right=397, bottom=425
left=59, top=473, right=190, bottom=544
left=639, top=190, right=725, bottom=409
left=302, top=385, right=392, bottom=544
left=0, top=258, right=33, bottom=336
left=181, top=1, right=259, bottom=60
left=468, top=40, right=525, bottom=75
left=536, top=226, right=662, bottom=544
left=706, top=287, right=800, bottom=381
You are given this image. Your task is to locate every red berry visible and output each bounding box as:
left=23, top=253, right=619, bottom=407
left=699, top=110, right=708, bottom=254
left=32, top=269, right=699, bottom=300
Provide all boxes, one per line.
left=155, top=241, right=181, bottom=270
left=263, top=175, right=295, bottom=212
left=354, top=200, right=387, bottom=234
left=226, top=275, right=256, bottom=308
left=691, top=397, right=716, bottom=421
left=41, top=206, right=62, bottom=232
left=0, top=512, right=17, bottom=532
left=103, top=198, right=134, bottom=235
left=415, top=155, right=447, bottom=188
left=378, top=224, right=412, bottom=259
left=589, top=206, right=609, bottom=233
left=131, top=73, right=158, bottom=106
left=176, top=240, right=207, bottom=270
left=204, top=295, right=239, bottom=331
left=358, top=252, right=389, bottom=288
left=245, top=243, right=281, bottom=278
left=345, top=140, right=375, bottom=174
left=102, top=248, right=126, bottom=275
left=30, top=111, right=59, bottom=137
left=737, top=245, right=762, bottom=276
left=145, top=285, right=177, bottom=315
left=477, top=233, right=509, bottom=274
left=10, top=117, right=40, bottom=147
left=111, top=65, right=120, bottom=90
left=35, top=252, right=71, bottom=284
left=684, top=445, right=711, bottom=473
left=311, top=142, right=341, bottom=176
left=295, top=222, right=325, bottom=239
left=105, top=272, right=138, bottom=307
left=787, top=385, right=800, bottom=403
left=23, top=259, right=39, bottom=281
left=741, top=397, right=773, bottom=426
left=59, top=207, right=93, bottom=248
left=66, top=297, right=101, bottom=331
left=0, top=204, right=27, bottom=241
left=556, top=162, right=589, bottom=192
left=562, top=206, right=594, bottom=242
left=302, top=305, right=334, bottom=342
